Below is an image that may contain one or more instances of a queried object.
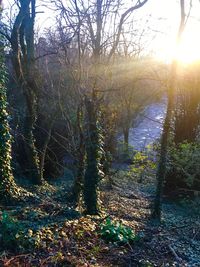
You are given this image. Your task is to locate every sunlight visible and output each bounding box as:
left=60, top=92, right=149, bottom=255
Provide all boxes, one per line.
left=156, top=36, right=200, bottom=65
left=163, top=23, right=200, bottom=65
left=175, top=35, right=200, bottom=64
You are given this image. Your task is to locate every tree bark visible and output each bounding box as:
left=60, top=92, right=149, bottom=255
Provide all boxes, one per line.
left=152, top=0, right=186, bottom=221
left=84, top=96, right=101, bottom=215
left=123, top=127, right=129, bottom=153
left=10, top=0, right=42, bottom=184
left=73, top=106, right=85, bottom=204
left=0, top=37, right=19, bottom=203
left=39, top=121, right=54, bottom=181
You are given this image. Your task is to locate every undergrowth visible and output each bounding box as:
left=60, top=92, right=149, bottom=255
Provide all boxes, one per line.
left=100, top=217, right=140, bottom=244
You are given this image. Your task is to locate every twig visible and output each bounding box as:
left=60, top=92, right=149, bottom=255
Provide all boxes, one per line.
left=168, top=245, right=182, bottom=263
left=3, top=254, right=31, bottom=266
left=127, top=241, right=133, bottom=252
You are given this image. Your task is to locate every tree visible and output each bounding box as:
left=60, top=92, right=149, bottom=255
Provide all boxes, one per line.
left=0, top=8, right=19, bottom=203
left=111, top=57, right=159, bottom=153
left=54, top=0, right=149, bottom=214
left=83, top=95, right=103, bottom=214
left=152, top=0, right=187, bottom=221
left=9, top=0, right=42, bottom=184
left=174, top=65, right=200, bottom=144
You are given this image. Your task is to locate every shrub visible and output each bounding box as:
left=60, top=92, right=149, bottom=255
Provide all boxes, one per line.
left=0, top=211, right=22, bottom=249
left=129, top=149, right=156, bottom=182
left=165, top=142, right=200, bottom=193
left=0, top=211, right=35, bottom=251
left=100, top=217, right=139, bottom=244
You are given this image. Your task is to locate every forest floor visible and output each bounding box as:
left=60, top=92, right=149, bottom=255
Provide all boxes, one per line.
left=0, top=172, right=200, bottom=267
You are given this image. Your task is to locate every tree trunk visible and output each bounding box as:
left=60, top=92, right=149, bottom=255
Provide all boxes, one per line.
left=152, top=0, right=186, bottom=221
left=73, top=106, right=85, bottom=204
left=123, top=127, right=129, bottom=153
left=22, top=90, right=41, bottom=184
left=0, top=40, right=19, bottom=203
left=84, top=96, right=102, bottom=215
left=152, top=95, right=173, bottom=219
left=73, top=149, right=85, bottom=204
left=10, top=0, right=42, bottom=184
left=39, top=121, right=54, bottom=181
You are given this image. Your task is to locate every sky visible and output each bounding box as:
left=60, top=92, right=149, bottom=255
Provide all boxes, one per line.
left=2, top=0, right=200, bottom=64
left=140, top=0, right=200, bottom=63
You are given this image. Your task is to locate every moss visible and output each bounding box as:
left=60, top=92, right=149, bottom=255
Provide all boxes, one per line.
left=0, top=42, right=21, bottom=203
left=83, top=96, right=104, bottom=215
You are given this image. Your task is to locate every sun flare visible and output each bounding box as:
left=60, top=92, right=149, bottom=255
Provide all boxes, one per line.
left=175, top=37, right=200, bottom=64
left=156, top=26, right=200, bottom=65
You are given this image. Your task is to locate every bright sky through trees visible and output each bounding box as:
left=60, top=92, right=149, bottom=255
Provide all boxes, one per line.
left=149, top=0, right=200, bottom=63
left=3, top=0, right=200, bottom=64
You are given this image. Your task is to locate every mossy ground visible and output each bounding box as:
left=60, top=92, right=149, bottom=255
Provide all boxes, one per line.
left=0, top=173, right=199, bottom=266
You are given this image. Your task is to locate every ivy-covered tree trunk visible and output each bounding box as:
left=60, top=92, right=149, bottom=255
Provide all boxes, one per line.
left=73, top=106, right=85, bottom=204
left=73, top=148, right=85, bottom=204
left=23, top=90, right=41, bottom=184
left=83, top=96, right=103, bottom=215
left=23, top=0, right=42, bottom=184
left=10, top=0, right=42, bottom=184
left=0, top=42, right=19, bottom=203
